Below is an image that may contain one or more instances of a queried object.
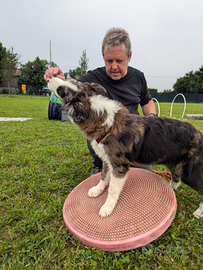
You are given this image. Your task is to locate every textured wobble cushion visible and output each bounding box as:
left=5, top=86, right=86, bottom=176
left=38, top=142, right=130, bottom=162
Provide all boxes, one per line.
left=63, top=168, right=177, bottom=252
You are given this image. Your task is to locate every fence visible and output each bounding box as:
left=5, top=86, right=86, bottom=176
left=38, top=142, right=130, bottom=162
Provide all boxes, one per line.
left=150, top=92, right=203, bottom=103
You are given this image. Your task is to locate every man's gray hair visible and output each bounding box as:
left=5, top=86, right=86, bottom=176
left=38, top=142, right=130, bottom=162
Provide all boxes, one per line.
left=102, top=27, right=132, bottom=58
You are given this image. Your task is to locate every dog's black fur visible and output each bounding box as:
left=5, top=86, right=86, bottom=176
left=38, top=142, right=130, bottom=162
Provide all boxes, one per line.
left=48, top=77, right=203, bottom=218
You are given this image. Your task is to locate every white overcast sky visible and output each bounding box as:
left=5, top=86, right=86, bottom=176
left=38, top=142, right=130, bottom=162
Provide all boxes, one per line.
left=1, top=0, right=203, bottom=92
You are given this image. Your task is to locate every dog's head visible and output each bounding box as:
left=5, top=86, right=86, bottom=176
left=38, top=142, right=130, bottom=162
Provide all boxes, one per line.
left=47, top=77, right=107, bottom=123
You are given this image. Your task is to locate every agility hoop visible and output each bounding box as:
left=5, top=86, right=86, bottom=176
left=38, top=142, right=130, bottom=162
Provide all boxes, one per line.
left=152, top=98, right=160, bottom=116
left=170, top=93, right=186, bottom=120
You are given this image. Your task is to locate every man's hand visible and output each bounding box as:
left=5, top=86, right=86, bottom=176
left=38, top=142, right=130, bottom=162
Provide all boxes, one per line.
left=44, top=67, right=65, bottom=82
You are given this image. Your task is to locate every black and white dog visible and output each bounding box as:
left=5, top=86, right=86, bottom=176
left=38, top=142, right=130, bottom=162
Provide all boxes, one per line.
left=48, top=76, right=203, bottom=218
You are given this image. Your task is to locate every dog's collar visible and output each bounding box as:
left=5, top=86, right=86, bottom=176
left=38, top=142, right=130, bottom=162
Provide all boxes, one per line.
left=96, top=132, right=107, bottom=144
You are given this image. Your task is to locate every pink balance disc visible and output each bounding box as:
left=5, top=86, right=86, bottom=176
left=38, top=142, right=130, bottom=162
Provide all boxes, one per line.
left=63, top=168, right=177, bottom=252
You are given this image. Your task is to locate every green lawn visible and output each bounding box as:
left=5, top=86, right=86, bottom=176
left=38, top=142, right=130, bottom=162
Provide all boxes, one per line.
left=0, top=95, right=203, bottom=269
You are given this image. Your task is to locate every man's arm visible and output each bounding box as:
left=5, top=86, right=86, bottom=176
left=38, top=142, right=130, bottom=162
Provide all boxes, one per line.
left=141, top=99, right=157, bottom=116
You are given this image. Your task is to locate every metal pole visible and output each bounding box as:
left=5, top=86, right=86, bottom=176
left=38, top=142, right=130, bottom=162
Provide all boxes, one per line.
left=50, top=41, right=52, bottom=66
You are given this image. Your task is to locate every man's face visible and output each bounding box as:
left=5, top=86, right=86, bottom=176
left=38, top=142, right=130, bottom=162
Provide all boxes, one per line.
left=103, top=44, right=132, bottom=80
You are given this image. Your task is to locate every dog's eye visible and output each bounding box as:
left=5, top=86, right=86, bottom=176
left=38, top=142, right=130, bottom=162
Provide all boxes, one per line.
left=57, top=86, right=66, bottom=98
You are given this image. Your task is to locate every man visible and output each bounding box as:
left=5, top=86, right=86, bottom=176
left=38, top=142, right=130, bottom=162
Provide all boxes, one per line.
left=44, top=27, right=157, bottom=175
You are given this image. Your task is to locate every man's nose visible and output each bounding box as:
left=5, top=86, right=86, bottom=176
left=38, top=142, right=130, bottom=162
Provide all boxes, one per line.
left=112, top=61, right=118, bottom=70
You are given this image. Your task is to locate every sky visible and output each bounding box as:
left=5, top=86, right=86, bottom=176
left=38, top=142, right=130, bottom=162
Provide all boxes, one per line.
left=1, top=0, right=203, bottom=92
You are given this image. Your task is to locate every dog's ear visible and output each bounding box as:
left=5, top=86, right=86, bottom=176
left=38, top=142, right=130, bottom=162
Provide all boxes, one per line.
left=72, top=105, right=89, bottom=123
left=91, top=83, right=107, bottom=97
left=83, top=82, right=107, bottom=97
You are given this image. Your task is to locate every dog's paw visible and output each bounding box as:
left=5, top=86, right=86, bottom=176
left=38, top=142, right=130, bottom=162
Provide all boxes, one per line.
left=193, top=208, right=203, bottom=219
left=170, top=180, right=181, bottom=190
left=88, top=186, right=104, bottom=198
left=99, top=204, right=114, bottom=217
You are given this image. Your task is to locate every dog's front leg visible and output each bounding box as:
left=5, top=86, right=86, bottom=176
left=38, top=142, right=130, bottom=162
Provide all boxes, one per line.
left=88, top=162, right=110, bottom=198
left=193, top=193, right=203, bottom=218
left=99, top=172, right=128, bottom=217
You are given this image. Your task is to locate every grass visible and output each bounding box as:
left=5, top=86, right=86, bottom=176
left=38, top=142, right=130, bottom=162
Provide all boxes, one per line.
left=0, top=94, right=203, bottom=269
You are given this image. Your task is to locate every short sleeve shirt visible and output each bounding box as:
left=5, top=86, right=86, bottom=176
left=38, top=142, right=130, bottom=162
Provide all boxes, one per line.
left=78, top=66, right=151, bottom=115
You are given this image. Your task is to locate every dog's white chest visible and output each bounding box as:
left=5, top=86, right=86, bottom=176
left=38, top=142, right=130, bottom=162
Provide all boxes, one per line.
left=91, top=140, right=112, bottom=170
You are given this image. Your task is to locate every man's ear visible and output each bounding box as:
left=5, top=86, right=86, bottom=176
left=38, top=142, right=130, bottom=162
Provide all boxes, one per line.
left=128, top=51, right=132, bottom=63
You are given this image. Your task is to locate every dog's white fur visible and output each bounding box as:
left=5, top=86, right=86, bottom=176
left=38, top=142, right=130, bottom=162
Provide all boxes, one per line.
left=91, top=140, right=113, bottom=171
left=90, top=141, right=123, bottom=217
left=99, top=174, right=127, bottom=217
left=48, top=77, right=78, bottom=94
left=88, top=169, right=127, bottom=217
left=90, top=95, right=121, bottom=128
left=88, top=170, right=110, bottom=197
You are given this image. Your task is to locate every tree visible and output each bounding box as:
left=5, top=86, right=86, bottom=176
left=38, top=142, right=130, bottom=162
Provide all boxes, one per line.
left=163, top=89, right=174, bottom=93
left=18, top=57, right=57, bottom=94
left=65, top=50, right=89, bottom=79
left=148, top=88, right=158, bottom=93
left=79, top=50, right=89, bottom=75
left=0, top=42, right=6, bottom=84
left=64, top=72, right=69, bottom=80
left=49, top=61, right=58, bottom=68
left=68, top=69, right=75, bottom=79
left=2, top=47, right=21, bottom=97
left=173, top=67, right=203, bottom=94
left=67, top=67, right=82, bottom=79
